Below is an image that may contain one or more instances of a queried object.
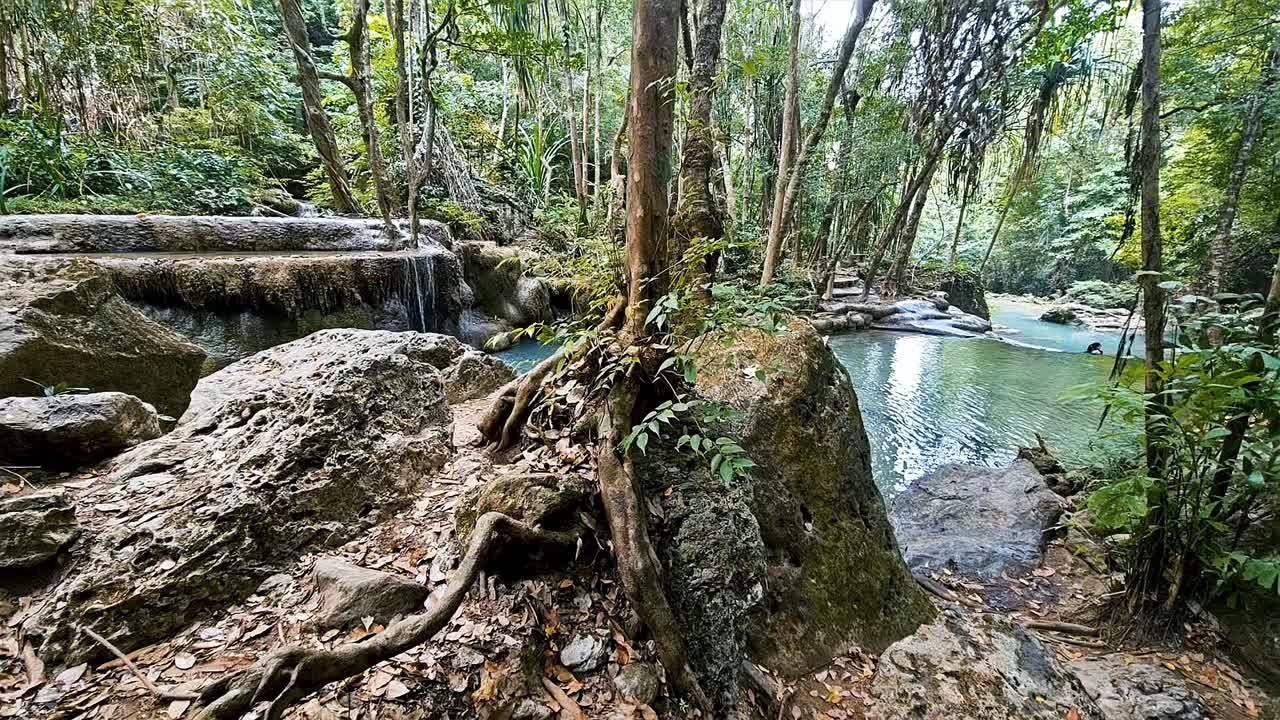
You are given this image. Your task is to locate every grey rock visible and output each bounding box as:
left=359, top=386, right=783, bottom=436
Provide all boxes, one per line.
left=311, top=558, right=429, bottom=630
left=559, top=635, right=607, bottom=672
left=0, top=214, right=442, bottom=253
left=460, top=242, right=552, bottom=327
left=0, top=491, right=79, bottom=569
left=0, top=258, right=206, bottom=417
left=438, top=349, right=514, bottom=404
left=890, top=460, right=1064, bottom=581
left=256, top=573, right=294, bottom=596
left=0, top=392, right=161, bottom=468
left=867, top=611, right=1103, bottom=720
left=24, top=329, right=471, bottom=664
left=871, top=298, right=993, bottom=337
left=613, top=662, right=660, bottom=705
left=1068, top=656, right=1206, bottom=720
left=1041, top=305, right=1081, bottom=324
left=507, top=699, right=553, bottom=720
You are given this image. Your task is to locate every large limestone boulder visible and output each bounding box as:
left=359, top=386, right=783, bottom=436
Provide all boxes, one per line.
left=938, top=273, right=990, bottom=320
left=0, top=392, right=162, bottom=468
left=890, top=460, right=1064, bottom=581
left=0, top=258, right=206, bottom=416
left=22, top=329, right=501, bottom=665
left=0, top=490, right=79, bottom=569
left=459, top=242, right=551, bottom=339
left=669, top=322, right=932, bottom=680
left=867, top=611, right=1102, bottom=720
left=591, top=321, right=934, bottom=707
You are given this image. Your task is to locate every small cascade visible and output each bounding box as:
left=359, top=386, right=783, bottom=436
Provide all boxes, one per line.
left=401, top=252, right=438, bottom=333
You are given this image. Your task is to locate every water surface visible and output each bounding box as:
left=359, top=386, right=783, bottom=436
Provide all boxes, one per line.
left=497, top=303, right=1138, bottom=495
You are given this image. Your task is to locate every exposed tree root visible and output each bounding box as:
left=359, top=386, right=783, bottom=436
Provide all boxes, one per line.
left=192, top=512, right=574, bottom=720
left=595, top=381, right=713, bottom=714
left=479, top=297, right=626, bottom=451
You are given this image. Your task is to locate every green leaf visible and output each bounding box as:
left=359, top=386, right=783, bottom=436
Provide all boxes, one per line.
left=719, top=458, right=735, bottom=483
left=636, top=432, right=649, bottom=454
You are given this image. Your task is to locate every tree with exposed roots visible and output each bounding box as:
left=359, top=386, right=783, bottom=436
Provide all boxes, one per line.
left=191, top=0, right=717, bottom=716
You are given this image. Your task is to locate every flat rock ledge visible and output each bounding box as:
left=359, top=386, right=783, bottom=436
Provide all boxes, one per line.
left=890, top=460, right=1065, bottom=583
left=867, top=610, right=1103, bottom=720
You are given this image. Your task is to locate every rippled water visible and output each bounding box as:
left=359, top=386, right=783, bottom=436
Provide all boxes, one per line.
left=496, top=302, right=1138, bottom=495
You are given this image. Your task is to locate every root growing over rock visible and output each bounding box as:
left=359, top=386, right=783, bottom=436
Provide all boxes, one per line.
left=192, top=512, right=574, bottom=720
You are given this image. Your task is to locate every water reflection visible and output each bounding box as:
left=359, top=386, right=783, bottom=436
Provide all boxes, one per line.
left=831, top=330, right=1136, bottom=494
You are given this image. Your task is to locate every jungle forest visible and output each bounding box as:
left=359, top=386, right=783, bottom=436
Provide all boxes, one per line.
left=0, top=0, right=1279, bottom=718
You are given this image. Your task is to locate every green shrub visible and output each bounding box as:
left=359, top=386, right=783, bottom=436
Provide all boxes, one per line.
left=1062, top=280, right=1139, bottom=310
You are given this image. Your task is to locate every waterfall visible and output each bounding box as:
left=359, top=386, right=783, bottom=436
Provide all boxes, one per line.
left=401, top=252, right=437, bottom=333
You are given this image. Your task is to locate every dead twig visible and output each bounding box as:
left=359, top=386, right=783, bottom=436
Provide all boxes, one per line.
left=1032, top=631, right=1108, bottom=650
left=83, top=628, right=199, bottom=702
left=540, top=676, right=587, bottom=720
left=1023, top=620, right=1099, bottom=637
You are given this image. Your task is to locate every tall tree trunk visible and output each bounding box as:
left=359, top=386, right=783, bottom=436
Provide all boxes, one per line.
left=948, top=175, right=973, bottom=270
left=277, top=0, right=359, bottom=214
left=884, top=159, right=938, bottom=297
left=861, top=130, right=950, bottom=299
left=1203, top=40, right=1279, bottom=295
left=0, top=32, right=9, bottom=114
left=759, top=0, right=802, bottom=286
left=610, top=0, right=710, bottom=707
left=606, top=96, right=629, bottom=230
left=671, top=0, right=729, bottom=291
left=761, top=0, right=876, bottom=286
left=717, top=135, right=736, bottom=226
left=562, top=18, right=587, bottom=223
left=1138, top=0, right=1165, bottom=481
left=339, top=0, right=400, bottom=234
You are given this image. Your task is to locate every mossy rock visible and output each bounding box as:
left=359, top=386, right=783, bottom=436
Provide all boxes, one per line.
left=691, top=321, right=933, bottom=675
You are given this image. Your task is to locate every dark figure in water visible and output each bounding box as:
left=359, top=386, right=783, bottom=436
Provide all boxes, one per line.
left=1086, top=342, right=1104, bottom=355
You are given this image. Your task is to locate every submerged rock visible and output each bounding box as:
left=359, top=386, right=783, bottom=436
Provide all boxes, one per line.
left=890, top=460, right=1064, bottom=582
left=23, top=329, right=478, bottom=664
left=0, top=258, right=206, bottom=416
left=0, top=214, right=435, bottom=253
left=0, top=392, right=161, bottom=468
left=0, top=491, right=79, bottom=569
left=1068, top=656, right=1206, bottom=720
left=311, top=558, right=429, bottom=630
left=867, top=611, right=1102, bottom=720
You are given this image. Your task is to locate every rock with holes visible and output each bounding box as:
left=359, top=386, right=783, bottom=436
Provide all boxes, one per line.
left=889, top=460, right=1065, bottom=583
left=0, top=392, right=162, bottom=469
left=866, top=610, right=1103, bottom=720
left=22, top=329, right=478, bottom=664
left=0, top=258, right=206, bottom=417
left=438, top=349, right=514, bottom=404
left=1067, top=656, right=1206, bottom=720
left=0, top=491, right=79, bottom=569
left=311, top=558, right=429, bottom=630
